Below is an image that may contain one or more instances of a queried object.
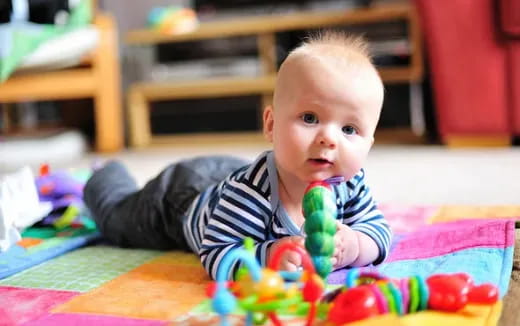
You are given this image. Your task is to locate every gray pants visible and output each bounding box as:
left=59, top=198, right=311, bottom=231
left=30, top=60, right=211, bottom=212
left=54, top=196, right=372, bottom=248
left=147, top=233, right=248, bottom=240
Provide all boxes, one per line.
left=83, top=156, right=248, bottom=251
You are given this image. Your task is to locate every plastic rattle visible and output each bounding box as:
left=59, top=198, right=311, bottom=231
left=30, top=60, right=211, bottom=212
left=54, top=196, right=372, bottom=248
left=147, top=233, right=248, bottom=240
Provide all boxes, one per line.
left=207, top=238, right=324, bottom=326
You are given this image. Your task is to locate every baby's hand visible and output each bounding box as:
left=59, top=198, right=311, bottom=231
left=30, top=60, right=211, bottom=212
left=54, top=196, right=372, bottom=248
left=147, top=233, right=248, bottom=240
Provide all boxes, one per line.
left=267, top=236, right=305, bottom=272
left=331, top=222, right=360, bottom=269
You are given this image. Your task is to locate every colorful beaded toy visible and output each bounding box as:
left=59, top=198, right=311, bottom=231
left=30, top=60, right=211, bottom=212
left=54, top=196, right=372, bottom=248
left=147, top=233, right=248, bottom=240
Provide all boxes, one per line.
left=326, top=269, right=499, bottom=325
left=206, top=179, right=499, bottom=325
left=207, top=239, right=324, bottom=326
left=207, top=238, right=500, bottom=326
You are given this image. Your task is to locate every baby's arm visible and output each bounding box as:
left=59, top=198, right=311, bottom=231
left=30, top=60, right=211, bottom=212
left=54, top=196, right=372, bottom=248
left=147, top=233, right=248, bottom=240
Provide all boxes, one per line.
left=199, top=182, right=275, bottom=280
left=333, top=171, right=392, bottom=269
left=201, top=221, right=305, bottom=278
left=331, top=222, right=380, bottom=269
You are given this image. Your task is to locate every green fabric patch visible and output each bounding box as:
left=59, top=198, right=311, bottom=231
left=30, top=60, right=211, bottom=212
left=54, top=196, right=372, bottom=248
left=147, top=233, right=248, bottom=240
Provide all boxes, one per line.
left=21, top=227, right=56, bottom=239
left=21, top=223, right=97, bottom=243
left=0, top=246, right=163, bottom=292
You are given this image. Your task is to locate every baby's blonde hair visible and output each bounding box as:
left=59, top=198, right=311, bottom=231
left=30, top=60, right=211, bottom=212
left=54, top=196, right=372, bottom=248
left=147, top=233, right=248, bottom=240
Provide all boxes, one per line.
left=272, top=30, right=380, bottom=110
left=288, top=30, right=374, bottom=66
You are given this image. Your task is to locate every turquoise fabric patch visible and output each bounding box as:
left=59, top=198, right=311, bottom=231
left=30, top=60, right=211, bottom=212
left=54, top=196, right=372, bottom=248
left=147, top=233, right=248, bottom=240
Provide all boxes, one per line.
left=377, top=246, right=514, bottom=298
left=0, top=230, right=100, bottom=280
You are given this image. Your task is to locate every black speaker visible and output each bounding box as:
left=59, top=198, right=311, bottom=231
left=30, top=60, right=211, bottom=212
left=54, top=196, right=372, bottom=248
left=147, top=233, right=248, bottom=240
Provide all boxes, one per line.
left=28, top=0, right=70, bottom=24
left=0, top=1, right=11, bottom=23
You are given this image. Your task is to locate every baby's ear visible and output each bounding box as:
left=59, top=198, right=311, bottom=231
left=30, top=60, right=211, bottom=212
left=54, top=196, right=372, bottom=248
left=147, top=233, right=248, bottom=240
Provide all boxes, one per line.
left=263, top=105, right=274, bottom=142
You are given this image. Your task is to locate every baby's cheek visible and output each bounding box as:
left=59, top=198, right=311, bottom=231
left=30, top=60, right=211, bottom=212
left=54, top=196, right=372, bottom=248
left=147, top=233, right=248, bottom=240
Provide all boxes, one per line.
left=340, top=149, right=365, bottom=177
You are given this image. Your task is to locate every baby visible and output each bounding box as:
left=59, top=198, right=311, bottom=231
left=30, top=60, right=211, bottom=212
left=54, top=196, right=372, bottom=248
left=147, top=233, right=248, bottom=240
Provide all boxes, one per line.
left=84, top=30, right=391, bottom=280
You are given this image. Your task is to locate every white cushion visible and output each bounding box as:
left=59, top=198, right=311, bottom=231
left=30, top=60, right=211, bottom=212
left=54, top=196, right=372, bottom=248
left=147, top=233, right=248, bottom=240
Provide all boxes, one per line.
left=16, top=26, right=98, bottom=72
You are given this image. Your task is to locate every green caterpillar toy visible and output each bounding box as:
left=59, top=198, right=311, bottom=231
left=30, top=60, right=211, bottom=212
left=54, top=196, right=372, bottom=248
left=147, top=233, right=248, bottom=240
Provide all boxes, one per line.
left=302, top=181, right=338, bottom=279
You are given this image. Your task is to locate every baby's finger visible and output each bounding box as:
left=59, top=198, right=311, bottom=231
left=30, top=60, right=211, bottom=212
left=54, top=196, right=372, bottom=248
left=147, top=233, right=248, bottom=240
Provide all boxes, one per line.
left=333, top=247, right=339, bottom=257
left=291, top=236, right=304, bottom=247
left=282, top=261, right=299, bottom=272
left=286, top=251, right=302, bottom=267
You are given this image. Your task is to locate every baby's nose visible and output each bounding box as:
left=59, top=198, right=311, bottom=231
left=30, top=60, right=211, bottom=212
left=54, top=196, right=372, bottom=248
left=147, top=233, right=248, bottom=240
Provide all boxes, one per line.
left=320, top=139, right=336, bottom=149
left=318, top=129, right=337, bottom=149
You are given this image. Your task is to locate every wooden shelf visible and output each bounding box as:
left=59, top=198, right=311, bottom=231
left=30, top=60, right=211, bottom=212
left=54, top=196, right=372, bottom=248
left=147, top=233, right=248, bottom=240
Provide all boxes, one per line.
left=0, top=11, right=123, bottom=153
left=379, top=66, right=422, bottom=83
left=126, top=4, right=411, bottom=45
left=150, top=131, right=268, bottom=147
left=125, top=3, right=424, bottom=148
left=0, top=69, right=95, bottom=102
left=375, top=127, right=427, bottom=145
left=443, top=134, right=512, bottom=148
left=0, top=125, right=68, bottom=138
left=131, top=75, right=277, bottom=101
left=130, top=66, right=418, bottom=104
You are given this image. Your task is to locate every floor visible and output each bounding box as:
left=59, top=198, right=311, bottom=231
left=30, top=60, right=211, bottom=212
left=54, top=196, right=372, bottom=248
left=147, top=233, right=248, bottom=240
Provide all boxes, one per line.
left=64, top=134, right=520, bottom=206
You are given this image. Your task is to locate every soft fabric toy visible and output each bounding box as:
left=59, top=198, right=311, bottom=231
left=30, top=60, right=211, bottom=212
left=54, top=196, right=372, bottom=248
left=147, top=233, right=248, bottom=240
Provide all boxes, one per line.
left=36, top=165, right=83, bottom=209
left=1, top=0, right=81, bottom=25
left=35, top=164, right=89, bottom=228
left=0, top=167, right=52, bottom=251
left=147, top=6, right=199, bottom=35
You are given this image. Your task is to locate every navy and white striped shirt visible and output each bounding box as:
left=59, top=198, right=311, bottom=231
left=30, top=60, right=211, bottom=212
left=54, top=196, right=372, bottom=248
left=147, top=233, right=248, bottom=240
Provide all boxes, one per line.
left=183, top=151, right=392, bottom=280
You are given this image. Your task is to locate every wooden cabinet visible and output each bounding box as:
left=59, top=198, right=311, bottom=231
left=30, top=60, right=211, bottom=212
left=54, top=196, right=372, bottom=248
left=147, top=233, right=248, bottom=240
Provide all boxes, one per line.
left=0, top=0, right=123, bottom=153
left=125, top=3, right=423, bottom=148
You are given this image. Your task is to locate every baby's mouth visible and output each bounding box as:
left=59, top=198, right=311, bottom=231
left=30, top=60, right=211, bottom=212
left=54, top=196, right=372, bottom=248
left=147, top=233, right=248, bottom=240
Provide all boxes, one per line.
left=309, top=158, right=333, bottom=165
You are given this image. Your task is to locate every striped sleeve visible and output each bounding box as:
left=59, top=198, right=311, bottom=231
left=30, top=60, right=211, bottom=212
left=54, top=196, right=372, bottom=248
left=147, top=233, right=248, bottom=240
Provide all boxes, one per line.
left=341, top=170, right=392, bottom=265
left=199, top=168, right=273, bottom=280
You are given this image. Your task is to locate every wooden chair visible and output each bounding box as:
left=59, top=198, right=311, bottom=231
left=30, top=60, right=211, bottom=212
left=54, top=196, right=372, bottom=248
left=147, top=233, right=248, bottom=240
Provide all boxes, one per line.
left=0, top=1, right=123, bottom=153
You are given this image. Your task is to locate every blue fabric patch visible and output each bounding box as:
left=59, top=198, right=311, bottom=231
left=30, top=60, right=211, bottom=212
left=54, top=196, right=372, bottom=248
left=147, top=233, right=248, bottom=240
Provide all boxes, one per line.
left=377, top=246, right=514, bottom=298
left=0, top=232, right=100, bottom=279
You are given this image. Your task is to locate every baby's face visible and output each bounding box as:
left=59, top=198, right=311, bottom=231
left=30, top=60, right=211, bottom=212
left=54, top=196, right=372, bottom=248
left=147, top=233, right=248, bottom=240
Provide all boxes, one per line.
left=264, top=56, right=383, bottom=185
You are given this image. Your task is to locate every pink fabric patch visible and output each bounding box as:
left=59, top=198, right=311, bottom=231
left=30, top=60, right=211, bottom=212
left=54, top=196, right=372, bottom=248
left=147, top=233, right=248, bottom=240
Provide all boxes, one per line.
left=21, top=313, right=167, bottom=326
left=379, top=204, right=438, bottom=233
left=0, top=286, right=78, bottom=325
left=387, top=219, right=516, bottom=262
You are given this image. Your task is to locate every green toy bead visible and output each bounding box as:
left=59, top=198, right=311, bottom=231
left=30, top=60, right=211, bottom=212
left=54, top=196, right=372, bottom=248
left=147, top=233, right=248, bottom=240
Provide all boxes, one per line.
left=312, top=256, right=333, bottom=279
left=408, top=277, right=420, bottom=313
left=305, top=232, right=335, bottom=256
left=304, top=210, right=337, bottom=236
left=302, top=186, right=337, bottom=217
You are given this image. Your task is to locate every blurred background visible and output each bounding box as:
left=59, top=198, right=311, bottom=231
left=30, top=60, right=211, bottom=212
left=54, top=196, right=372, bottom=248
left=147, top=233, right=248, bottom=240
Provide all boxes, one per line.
left=1, top=0, right=519, bottom=204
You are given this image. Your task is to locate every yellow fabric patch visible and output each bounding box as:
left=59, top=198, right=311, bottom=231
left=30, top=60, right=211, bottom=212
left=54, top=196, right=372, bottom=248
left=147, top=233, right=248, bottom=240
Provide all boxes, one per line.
left=430, top=206, right=520, bottom=224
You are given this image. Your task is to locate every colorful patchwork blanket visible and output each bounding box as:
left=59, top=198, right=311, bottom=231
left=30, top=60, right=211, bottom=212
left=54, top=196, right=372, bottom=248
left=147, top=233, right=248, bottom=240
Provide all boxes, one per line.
left=0, top=205, right=517, bottom=325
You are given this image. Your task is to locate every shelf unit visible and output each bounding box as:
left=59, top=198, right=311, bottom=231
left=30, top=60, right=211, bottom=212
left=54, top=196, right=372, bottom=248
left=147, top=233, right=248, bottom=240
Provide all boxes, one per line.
left=0, top=0, right=123, bottom=153
left=125, top=3, right=423, bottom=148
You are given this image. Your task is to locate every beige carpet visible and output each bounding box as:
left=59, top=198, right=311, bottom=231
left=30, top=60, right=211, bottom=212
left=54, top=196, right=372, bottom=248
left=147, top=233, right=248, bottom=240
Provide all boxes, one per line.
left=59, top=133, right=520, bottom=206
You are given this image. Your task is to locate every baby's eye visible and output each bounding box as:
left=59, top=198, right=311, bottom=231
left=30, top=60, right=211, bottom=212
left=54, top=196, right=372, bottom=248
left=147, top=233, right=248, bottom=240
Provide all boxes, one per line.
left=301, top=113, right=318, bottom=124
left=342, top=125, right=357, bottom=135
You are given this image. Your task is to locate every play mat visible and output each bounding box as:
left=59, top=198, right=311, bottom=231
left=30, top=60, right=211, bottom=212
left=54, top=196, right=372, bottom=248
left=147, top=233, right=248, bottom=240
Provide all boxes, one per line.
left=0, top=203, right=518, bottom=325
